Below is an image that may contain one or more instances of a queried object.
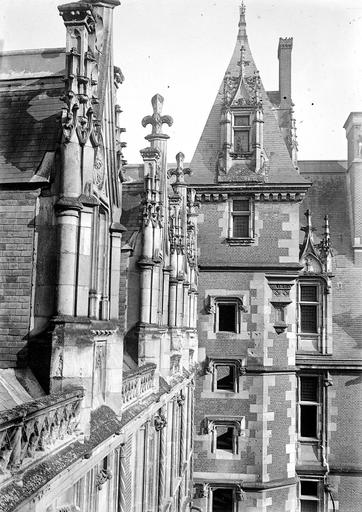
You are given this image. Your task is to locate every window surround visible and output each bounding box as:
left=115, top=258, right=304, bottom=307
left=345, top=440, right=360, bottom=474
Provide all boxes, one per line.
left=205, top=295, right=247, bottom=335
left=297, top=280, right=324, bottom=353
left=227, top=196, right=255, bottom=245
left=205, top=357, right=246, bottom=393
left=203, top=416, right=245, bottom=457
left=299, top=478, right=324, bottom=512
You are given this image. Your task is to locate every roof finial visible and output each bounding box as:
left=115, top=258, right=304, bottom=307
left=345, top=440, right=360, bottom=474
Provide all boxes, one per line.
left=238, top=2, right=247, bottom=40
left=141, top=94, right=173, bottom=137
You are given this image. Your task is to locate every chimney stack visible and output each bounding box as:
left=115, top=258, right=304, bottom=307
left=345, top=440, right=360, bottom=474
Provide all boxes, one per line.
left=278, top=37, right=293, bottom=106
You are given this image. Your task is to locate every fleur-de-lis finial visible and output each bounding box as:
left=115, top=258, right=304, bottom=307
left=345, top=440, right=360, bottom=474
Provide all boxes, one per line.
left=168, top=152, right=192, bottom=184
left=141, top=94, right=173, bottom=136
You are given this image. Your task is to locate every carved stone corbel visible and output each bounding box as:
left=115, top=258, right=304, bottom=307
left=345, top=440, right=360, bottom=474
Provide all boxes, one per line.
left=235, top=484, right=246, bottom=501
left=154, top=414, right=167, bottom=431
left=95, top=468, right=112, bottom=491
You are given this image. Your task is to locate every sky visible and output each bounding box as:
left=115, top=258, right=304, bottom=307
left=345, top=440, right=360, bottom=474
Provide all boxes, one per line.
left=1, top=0, right=361, bottom=164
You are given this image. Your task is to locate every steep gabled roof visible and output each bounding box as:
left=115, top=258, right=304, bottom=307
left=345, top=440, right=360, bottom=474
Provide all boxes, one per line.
left=189, top=5, right=308, bottom=186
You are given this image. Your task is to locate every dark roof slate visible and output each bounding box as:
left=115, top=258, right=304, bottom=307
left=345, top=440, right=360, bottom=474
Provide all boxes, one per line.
left=0, top=76, right=64, bottom=184
left=189, top=19, right=308, bottom=186
left=299, top=160, right=362, bottom=360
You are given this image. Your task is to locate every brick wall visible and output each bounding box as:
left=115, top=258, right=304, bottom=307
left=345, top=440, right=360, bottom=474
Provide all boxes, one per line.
left=197, top=201, right=300, bottom=266
left=0, top=188, right=38, bottom=367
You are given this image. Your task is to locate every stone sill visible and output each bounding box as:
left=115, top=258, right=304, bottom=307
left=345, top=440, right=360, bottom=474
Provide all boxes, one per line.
left=226, top=237, right=255, bottom=246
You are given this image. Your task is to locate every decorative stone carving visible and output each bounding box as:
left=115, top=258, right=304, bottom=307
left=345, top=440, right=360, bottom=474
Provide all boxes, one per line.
left=95, top=468, right=112, bottom=491
left=122, top=364, right=156, bottom=410
left=58, top=4, right=101, bottom=147
left=168, top=152, right=192, bottom=184
left=141, top=94, right=173, bottom=136
left=204, top=357, right=246, bottom=376
left=177, top=392, right=185, bottom=407
left=235, top=484, right=247, bottom=501
left=267, top=280, right=294, bottom=335
left=205, top=295, right=247, bottom=314
left=195, top=482, right=210, bottom=499
left=300, top=210, right=333, bottom=277
left=0, top=389, right=83, bottom=476
left=154, top=414, right=167, bottom=431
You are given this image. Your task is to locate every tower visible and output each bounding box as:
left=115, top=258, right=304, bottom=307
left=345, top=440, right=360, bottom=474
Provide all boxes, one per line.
left=190, top=3, right=310, bottom=510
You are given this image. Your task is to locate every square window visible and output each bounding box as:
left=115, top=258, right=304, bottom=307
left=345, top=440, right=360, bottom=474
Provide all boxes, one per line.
left=213, top=488, right=233, bottom=512
left=300, top=405, right=318, bottom=437
left=300, top=305, right=318, bottom=333
left=301, top=502, right=318, bottom=512
left=231, top=199, right=251, bottom=239
left=233, top=216, right=249, bottom=238
left=216, top=426, right=234, bottom=452
left=233, top=129, right=249, bottom=153
left=299, top=376, right=320, bottom=440
left=300, top=480, right=320, bottom=512
left=301, top=377, right=319, bottom=402
left=216, top=365, right=236, bottom=391
left=218, top=303, right=237, bottom=332
left=234, top=115, right=249, bottom=127
left=301, top=481, right=318, bottom=496
left=301, top=285, right=318, bottom=302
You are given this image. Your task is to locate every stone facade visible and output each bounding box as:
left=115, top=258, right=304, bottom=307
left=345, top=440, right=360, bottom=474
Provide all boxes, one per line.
left=0, top=1, right=197, bottom=511
left=189, top=3, right=362, bottom=512
left=0, top=2, right=361, bottom=512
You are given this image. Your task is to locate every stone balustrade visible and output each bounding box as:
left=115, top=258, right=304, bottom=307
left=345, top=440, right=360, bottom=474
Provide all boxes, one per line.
left=122, top=363, right=156, bottom=409
left=0, top=387, right=84, bottom=480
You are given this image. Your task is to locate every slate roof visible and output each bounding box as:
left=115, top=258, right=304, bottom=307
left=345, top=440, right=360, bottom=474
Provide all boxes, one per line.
left=299, top=160, right=362, bottom=361
left=189, top=11, right=308, bottom=187
left=0, top=49, right=65, bottom=184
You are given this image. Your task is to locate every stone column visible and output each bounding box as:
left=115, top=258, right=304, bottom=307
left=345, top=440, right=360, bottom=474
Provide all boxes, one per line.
left=169, top=277, right=177, bottom=327
left=118, top=443, right=126, bottom=512
left=139, top=260, right=154, bottom=324
left=55, top=201, right=81, bottom=316
left=162, top=267, right=171, bottom=326
left=155, top=408, right=167, bottom=512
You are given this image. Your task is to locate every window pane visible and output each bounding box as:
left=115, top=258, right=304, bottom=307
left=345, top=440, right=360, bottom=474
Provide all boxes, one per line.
left=213, top=488, right=233, bottom=512
left=301, top=501, right=318, bottom=512
left=300, top=405, right=317, bottom=437
left=216, top=365, right=235, bottom=390
left=216, top=426, right=233, bottom=451
left=301, top=377, right=318, bottom=402
left=233, top=200, right=249, bottom=211
left=300, top=305, right=317, bottom=333
left=234, top=115, right=249, bottom=126
left=234, top=130, right=249, bottom=152
left=233, top=216, right=249, bottom=238
left=301, top=285, right=318, bottom=302
left=301, top=481, right=318, bottom=497
left=218, top=304, right=237, bottom=332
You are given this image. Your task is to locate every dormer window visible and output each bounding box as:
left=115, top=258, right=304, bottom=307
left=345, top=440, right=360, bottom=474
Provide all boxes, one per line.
left=233, top=114, right=250, bottom=155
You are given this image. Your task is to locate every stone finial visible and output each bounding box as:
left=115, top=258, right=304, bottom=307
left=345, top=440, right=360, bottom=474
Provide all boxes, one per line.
left=238, top=1, right=247, bottom=40
left=301, top=209, right=315, bottom=238
left=168, top=152, right=192, bottom=184
left=141, top=94, right=173, bottom=136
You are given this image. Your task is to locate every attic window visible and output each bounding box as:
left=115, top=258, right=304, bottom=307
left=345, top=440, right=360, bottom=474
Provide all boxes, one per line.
left=233, top=115, right=250, bottom=154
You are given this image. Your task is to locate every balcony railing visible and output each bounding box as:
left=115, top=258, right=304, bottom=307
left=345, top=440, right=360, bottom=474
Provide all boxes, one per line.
left=0, top=387, right=84, bottom=479
left=122, top=363, right=156, bottom=409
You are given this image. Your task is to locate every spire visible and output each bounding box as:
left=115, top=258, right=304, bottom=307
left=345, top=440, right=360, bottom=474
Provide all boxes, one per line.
left=238, top=1, right=247, bottom=41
